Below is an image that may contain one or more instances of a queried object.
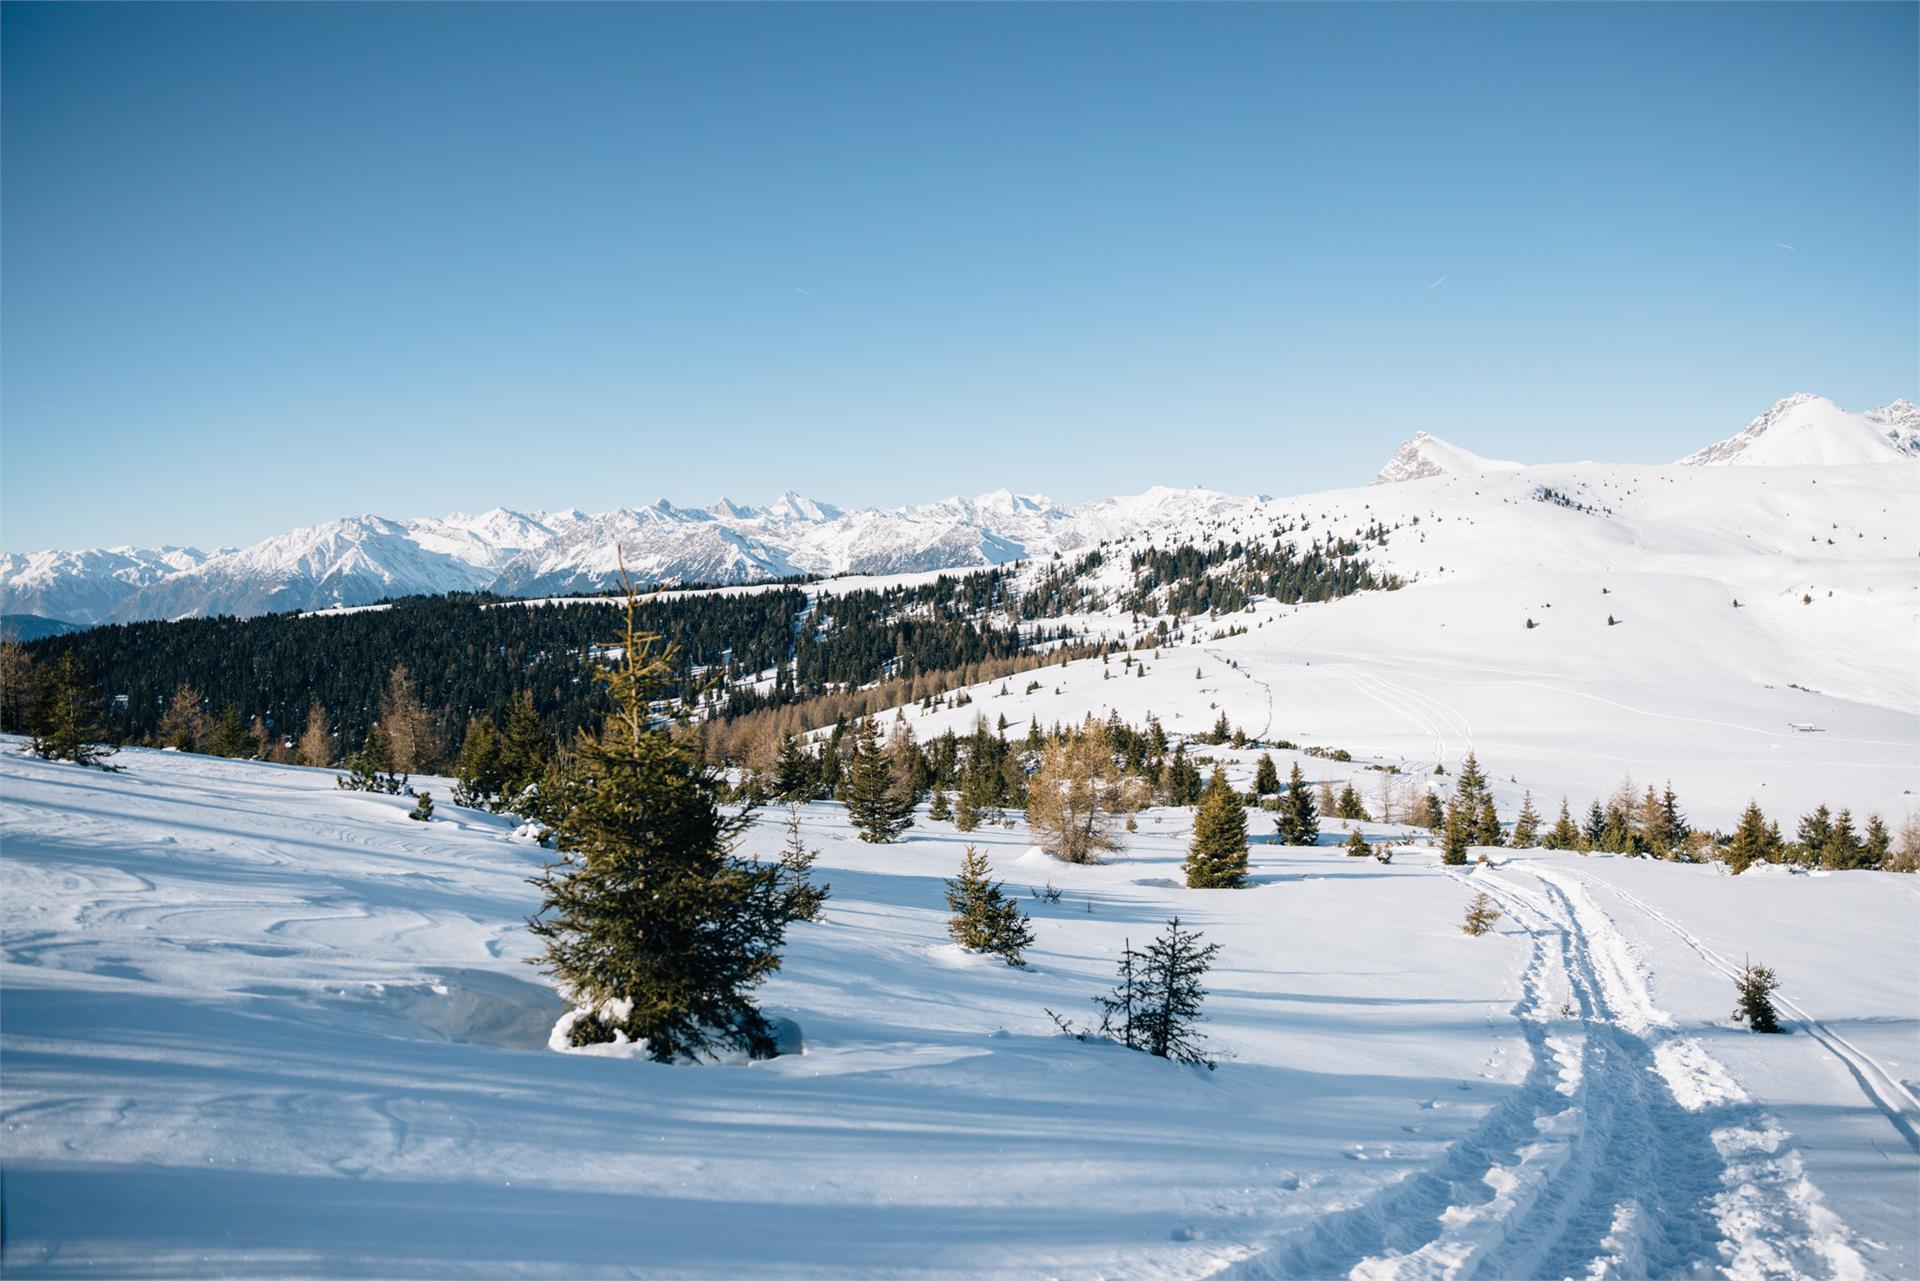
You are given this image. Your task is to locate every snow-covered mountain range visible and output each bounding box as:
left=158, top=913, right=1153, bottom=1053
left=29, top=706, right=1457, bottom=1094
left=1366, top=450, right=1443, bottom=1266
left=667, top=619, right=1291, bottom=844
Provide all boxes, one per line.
left=6, top=394, right=1910, bottom=626
left=1, top=487, right=1262, bottom=625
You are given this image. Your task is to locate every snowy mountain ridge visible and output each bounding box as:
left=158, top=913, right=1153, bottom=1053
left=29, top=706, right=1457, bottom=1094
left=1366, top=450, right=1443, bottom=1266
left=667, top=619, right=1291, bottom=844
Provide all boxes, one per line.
left=7, top=395, right=1912, bottom=626
left=2, top=486, right=1261, bottom=625
left=1678, top=393, right=1920, bottom=466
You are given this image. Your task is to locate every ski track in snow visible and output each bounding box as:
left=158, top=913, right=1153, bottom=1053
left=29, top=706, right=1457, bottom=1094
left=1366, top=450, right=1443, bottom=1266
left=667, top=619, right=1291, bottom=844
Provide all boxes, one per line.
left=1226, top=864, right=1867, bottom=1281
left=1561, top=869, right=1920, bottom=1158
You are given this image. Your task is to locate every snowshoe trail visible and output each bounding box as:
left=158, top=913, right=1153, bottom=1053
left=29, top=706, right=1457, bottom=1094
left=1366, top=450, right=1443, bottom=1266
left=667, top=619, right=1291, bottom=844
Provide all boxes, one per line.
left=1234, top=865, right=1866, bottom=1281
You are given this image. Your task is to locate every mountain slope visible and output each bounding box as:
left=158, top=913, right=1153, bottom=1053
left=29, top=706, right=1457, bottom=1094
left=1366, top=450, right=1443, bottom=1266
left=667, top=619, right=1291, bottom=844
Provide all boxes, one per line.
left=1679, top=394, right=1918, bottom=466
left=1372, top=431, right=1524, bottom=484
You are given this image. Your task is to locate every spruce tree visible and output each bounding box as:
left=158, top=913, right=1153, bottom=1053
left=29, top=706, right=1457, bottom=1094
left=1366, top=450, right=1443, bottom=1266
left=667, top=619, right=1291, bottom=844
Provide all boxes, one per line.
left=928, top=787, right=952, bottom=822
left=954, top=786, right=980, bottom=832
left=773, top=733, right=815, bottom=802
left=1795, top=805, right=1834, bottom=864
left=1584, top=800, right=1607, bottom=850
left=843, top=718, right=914, bottom=843
left=1731, top=957, right=1782, bottom=1033
left=497, top=691, right=555, bottom=812
left=1461, top=889, right=1502, bottom=936
left=776, top=805, right=829, bottom=923
left=451, top=717, right=506, bottom=809
left=528, top=575, right=819, bottom=1063
left=1275, top=762, right=1319, bottom=846
left=208, top=706, right=251, bottom=758
left=1442, top=798, right=1472, bottom=865
left=1542, top=798, right=1579, bottom=850
left=1863, top=814, right=1891, bottom=869
left=1511, top=791, right=1542, bottom=848
left=1128, top=918, right=1220, bottom=1068
left=1335, top=783, right=1370, bottom=822
left=1186, top=766, right=1250, bottom=888
left=338, top=723, right=403, bottom=794
left=1344, top=827, right=1369, bottom=857
left=1253, top=752, right=1279, bottom=796
left=1820, top=810, right=1863, bottom=870
left=27, top=654, right=117, bottom=768
left=408, top=791, right=435, bottom=822
left=1725, top=801, right=1777, bottom=874
left=1416, top=792, right=1446, bottom=832
left=944, top=845, right=1033, bottom=966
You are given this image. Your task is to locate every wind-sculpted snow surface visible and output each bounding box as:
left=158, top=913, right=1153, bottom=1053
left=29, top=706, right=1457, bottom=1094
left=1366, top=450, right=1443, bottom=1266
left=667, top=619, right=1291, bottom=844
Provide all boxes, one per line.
left=2, top=746, right=1914, bottom=1279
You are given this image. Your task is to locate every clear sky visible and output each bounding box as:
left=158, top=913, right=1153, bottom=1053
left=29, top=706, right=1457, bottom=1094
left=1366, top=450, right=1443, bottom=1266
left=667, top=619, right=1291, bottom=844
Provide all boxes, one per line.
left=3, top=2, right=1915, bottom=552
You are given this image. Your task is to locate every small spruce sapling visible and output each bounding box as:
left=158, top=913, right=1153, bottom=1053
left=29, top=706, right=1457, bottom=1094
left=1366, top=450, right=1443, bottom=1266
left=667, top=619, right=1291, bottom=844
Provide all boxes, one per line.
left=945, top=846, right=1034, bottom=966
left=408, top=791, right=434, bottom=822
left=1732, top=956, right=1782, bottom=1033
left=1461, top=889, right=1502, bottom=936
left=1344, top=827, right=1368, bottom=857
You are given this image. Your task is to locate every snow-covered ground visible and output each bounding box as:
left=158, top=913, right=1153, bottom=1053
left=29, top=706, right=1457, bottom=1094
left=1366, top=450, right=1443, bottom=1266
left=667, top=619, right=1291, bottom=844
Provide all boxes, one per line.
left=902, top=456, right=1919, bottom=830
left=3, top=744, right=1914, bottom=1279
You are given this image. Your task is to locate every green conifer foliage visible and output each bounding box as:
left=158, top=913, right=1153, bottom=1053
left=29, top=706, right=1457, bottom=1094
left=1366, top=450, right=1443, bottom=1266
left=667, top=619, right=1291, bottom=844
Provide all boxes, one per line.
left=27, top=653, right=117, bottom=768
left=1186, top=767, right=1250, bottom=888
left=1511, top=791, right=1542, bottom=848
left=843, top=718, right=915, bottom=843
left=944, top=845, right=1033, bottom=965
left=1275, top=762, right=1319, bottom=846
left=528, top=573, right=821, bottom=1063
left=1724, top=801, right=1779, bottom=874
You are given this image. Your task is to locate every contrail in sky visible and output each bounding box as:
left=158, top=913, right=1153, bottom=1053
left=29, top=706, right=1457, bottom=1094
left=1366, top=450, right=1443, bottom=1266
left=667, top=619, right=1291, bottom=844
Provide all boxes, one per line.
left=1424, top=276, right=1447, bottom=292
left=1770, top=242, right=1795, bottom=251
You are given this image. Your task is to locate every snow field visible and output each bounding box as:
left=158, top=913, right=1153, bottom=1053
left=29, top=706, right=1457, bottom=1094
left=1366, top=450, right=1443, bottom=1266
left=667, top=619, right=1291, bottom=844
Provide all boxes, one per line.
left=2, top=744, right=1915, bottom=1278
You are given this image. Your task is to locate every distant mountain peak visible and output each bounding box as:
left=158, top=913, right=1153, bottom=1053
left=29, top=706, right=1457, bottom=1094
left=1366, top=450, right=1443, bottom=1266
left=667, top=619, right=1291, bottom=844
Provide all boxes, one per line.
left=1372, top=432, right=1523, bottom=485
left=1680, top=394, right=1917, bottom=466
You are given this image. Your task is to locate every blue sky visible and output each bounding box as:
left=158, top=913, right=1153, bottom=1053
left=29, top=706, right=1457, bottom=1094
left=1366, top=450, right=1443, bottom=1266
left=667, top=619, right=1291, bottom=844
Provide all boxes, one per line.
left=3, top=2, right=1914, bottom=551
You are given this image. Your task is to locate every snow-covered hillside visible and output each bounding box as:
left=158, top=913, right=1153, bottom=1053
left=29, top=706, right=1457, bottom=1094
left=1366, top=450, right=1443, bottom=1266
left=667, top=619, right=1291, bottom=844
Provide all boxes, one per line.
left=1680, top=394, right=1920, bottom=466
left=2, top=745, right=1914, bottom=1278
left=875, top=444, right=1915, bottom=831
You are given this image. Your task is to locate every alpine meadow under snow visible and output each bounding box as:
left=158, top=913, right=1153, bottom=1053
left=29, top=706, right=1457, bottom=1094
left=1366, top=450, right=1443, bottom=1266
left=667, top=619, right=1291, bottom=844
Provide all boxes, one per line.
left=3, top=392, right=1919, bottom=1280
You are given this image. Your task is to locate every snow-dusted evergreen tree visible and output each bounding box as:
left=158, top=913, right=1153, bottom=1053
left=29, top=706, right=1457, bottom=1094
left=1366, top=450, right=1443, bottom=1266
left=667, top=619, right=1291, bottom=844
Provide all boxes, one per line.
left=408, top=791, right=435, bottom=822
left=843, top=718, right=914, bottom=844
left=1335, top=782, right=1370, bottom=822
left=1185, top=766, right=1249, bottom=888
left=1344, top=827, right=1369, bottom=857
left=945, top=845, right=1032, bottom=966
left=1511, top=792, right=1541, bottom=848
left=928, top=787, right=951, bottom=822
left=1253, top=752, right=1280, bottom=796
left=528, top=571, right=819, bottom=1063
left=1275, top=762, right=1319, bottom=846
